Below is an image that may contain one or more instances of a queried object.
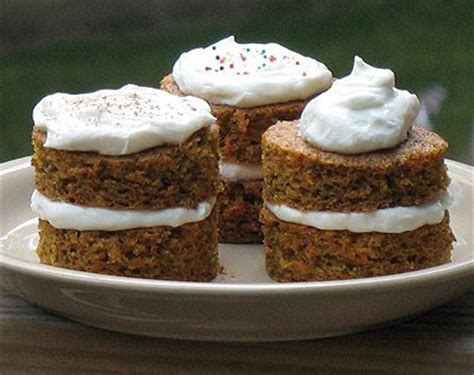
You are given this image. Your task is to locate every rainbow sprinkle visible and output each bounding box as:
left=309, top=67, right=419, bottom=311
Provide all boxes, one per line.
left=201, top=42, right=306, bottom=76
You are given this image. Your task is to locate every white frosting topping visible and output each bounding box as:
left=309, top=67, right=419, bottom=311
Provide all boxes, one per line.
left=300, top=56, right=420, bottom=154
left=30, top=190, right=215, bottom=231
left=266, top=196, right=450, bottom=234
left=172, top=36, right=333, bottom=107
left=33, top=84, right=215, bottom=155
left=219, top=162, right=263, bottom=180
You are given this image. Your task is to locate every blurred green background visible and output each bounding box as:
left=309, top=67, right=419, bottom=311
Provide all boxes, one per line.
left=1, top=0, right=473, bottom=164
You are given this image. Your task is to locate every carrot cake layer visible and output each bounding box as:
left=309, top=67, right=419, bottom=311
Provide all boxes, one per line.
left=36, top=211, right=219, bottom=281
left=161, top=74, right=308, bottom=164
left=263, top=122, right=449, bottom=213
left=33, top=125, right=220, bottom=210
left=218, top=179, right=263, bottom=243
left=261, top=207, right=453, bottom=281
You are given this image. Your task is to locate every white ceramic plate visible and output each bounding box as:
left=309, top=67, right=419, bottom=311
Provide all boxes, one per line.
left=1, top=157, right=473, bottom=342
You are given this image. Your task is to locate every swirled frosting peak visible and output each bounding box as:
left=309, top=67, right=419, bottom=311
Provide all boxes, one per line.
left=300, top=56, right=420, bottom=154
left=172, top=36, right=333, bottom=107
left=33, top=84, right=215, bottom=155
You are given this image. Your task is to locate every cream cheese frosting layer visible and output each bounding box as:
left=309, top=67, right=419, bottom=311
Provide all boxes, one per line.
left=31, top=190, right=216, bottom=231
left=172, top=36, right=333, bottom=107
left=300, top=56, right=420, bottom=154
left=33, top=84, right=215, bottom=155
left=219, top=162, right=263, bottom=180
left=266, top=197, right=450, bottom=234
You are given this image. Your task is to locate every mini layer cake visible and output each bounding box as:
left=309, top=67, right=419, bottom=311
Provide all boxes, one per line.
left=261, top=57, right=454, bottom=281
left=31, top=85, right=221, bottom=281
left=161, top=36, right=333, bottom=243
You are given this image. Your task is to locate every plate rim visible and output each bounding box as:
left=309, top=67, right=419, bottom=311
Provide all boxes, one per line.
left=1, top=156, right=473, bottom=297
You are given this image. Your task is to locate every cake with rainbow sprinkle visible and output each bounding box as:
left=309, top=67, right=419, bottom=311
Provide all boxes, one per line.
left=161, top=36, right=333, bottom=243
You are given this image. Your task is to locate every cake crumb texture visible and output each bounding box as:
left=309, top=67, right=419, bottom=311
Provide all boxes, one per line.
left=32, top=125, right=221, bottom=210
left=262, top=121, right=450, bottom=212
left=161, top=74, right=309, bottom=164
left=36, top=209, right=220, bottom=281
left=261, top=207, right=454, bottom=282
left=218, top=179, right=263, bottom=243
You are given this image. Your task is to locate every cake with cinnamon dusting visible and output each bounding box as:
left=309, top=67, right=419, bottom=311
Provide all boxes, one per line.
left=31, top=84, right=221, bottom=281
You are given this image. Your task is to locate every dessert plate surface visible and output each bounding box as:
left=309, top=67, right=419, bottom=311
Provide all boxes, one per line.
left=1, top=157, right=473, bottom=341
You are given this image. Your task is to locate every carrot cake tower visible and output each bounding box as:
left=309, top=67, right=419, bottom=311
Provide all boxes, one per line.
left=31, top=84, right=221, bottom=281
left=161, top=36, right=333, bottom=243
left=261, top=57, right=454, bottom=281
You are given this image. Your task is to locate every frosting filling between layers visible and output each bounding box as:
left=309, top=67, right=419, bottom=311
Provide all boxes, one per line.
left=31, top=190, right=216, bottom=231
left=219, top=162, right=263, bottom=180
left=172, top=36, right=333, bottom=107
left=266, top=194, right=451, bottom=233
